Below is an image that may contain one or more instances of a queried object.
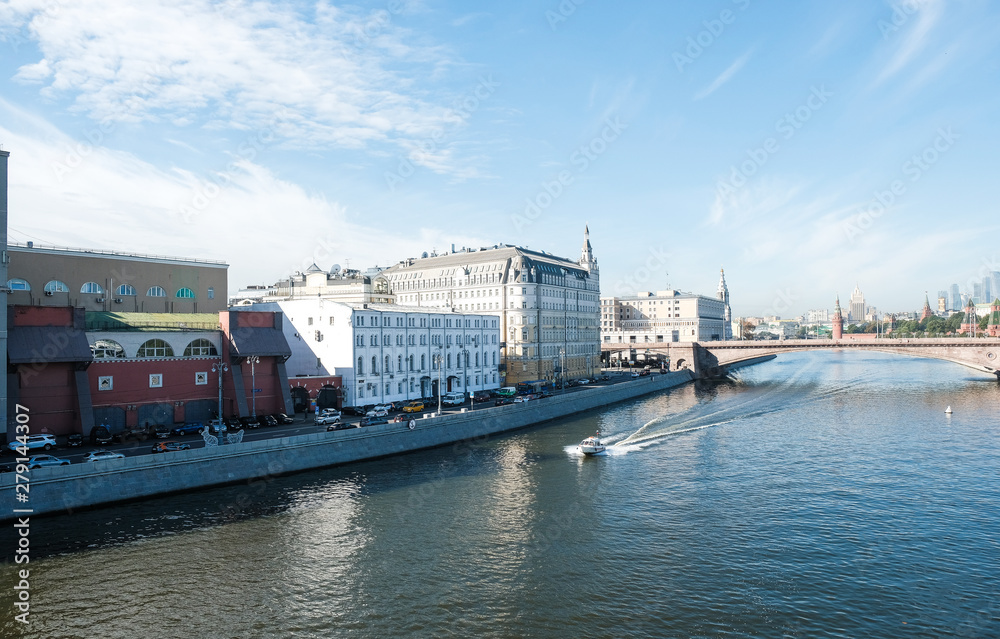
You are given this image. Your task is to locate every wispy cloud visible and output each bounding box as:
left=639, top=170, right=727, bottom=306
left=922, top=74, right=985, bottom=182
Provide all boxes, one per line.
left=693, top=50, right=753, bottom=101
left=873, top=0, right=944, bottom=86
left=5, top=0, right=488, bottom=178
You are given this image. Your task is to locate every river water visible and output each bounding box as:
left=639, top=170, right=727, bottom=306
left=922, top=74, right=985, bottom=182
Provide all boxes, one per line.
left=3, top=351, right=999, bottom=638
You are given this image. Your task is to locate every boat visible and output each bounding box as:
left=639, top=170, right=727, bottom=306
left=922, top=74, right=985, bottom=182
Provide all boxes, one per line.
left=578, top=430, right=606, bottom=456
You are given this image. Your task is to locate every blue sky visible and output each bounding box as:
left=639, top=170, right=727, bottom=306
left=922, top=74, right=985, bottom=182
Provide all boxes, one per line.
left=1, top=0, right=999, bottom=315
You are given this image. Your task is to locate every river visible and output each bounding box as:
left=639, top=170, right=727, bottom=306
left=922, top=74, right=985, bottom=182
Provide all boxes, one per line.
left=2, top=350, right=999, bottom=638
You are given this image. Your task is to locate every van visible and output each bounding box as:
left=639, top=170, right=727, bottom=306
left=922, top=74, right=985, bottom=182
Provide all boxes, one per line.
left=442, top=392, right=465, bottom=406
left=495, top=387, right=517, bottom=398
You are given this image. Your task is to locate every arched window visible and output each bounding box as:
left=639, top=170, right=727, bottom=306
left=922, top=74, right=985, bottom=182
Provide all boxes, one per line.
left=397, top=355, right=402, bottom=371
left=44, top=280, right=69, bottom=293
left=357, top=357, right=364, bottom=375
left=91, top=339, right=125, bottom=359
left=385, top=355, right=390, bottom=372
left=81, top=282, right=103, bottom=294
left=116, top=284, right=137, bottom=296
left=492, top=352, right=496, bottom=366
left=7, top=278, right=30, bottom=291
left=136, top=339, right=174, bottom=357
left=408, top=355, right=414, bottom=371
left=183, top=339, right=218, bottom=356
left=371, top=356, right=378, bottom=374
left=475, top=352, right=480, bottom=367
left=421, top=354, right=426, bottom=370
left=147, top=286, right=166, bottom=297
left=176, top=287, right=195, bottom=299
left=448, top=353, right=452, bottom=368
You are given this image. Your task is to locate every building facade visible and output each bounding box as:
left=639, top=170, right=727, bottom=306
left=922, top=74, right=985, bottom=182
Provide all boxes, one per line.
left=6, top=242, right=228, bottom=314
left=849, top=284, right=865, bottom=324
left=247, top=299, right=500, bottom=407
left=374, top=229, right=600, bottom=386
left=600, top=288, right=728, bottom=349
left=230, top=263, right=393, bottom=306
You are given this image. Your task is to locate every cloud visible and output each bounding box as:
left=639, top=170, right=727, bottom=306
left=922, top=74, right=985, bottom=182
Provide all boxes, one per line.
left=693, top=50, right=752, bottom=101
left=0, top=102, right=492, bottom=293
left=5, top=0, right=486, bottom=178
left=873, top=0, right=944, bottom=86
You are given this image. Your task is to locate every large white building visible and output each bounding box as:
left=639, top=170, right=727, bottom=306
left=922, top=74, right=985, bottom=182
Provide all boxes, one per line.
left=230, top=264, right=394, bottom=307
left=600, top=287, right=729, bottom=349
left=374, top=228, right=601, bottom=385
left=247, top=299, right=500, bottom=407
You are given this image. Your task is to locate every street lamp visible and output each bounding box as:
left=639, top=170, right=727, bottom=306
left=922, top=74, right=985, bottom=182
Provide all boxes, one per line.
left=559, top=348, right=566, bottom=392
left=434, top=346, right=443, bottom=416
left=247, top=355, right=260, bottom=417
left=211, top=359, right=229, bottom=445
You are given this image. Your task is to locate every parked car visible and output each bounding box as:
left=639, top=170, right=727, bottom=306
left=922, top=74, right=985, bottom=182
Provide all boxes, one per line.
left=273, top=413, right=295, bottom=425
left=365, top=408, right=389, bottom=418
left=27, top=455, right=70, bottom=468
left=256, top=414, right=279, bottom=428
left=326, top=420, right=354, bottom=431
left=473, top=391, right=492, bottom=402
left=7, top=434, right=57, bottom=452
left=84, top=450, right=125, bottom=462
left=402, top=401, right=424, bottom=413
left=576, top=378, right=591, bottom=385
left=360, top=416, right=389, bottom=427
left=372, top=404, right=392, bottom=413
left=66, top=433, right=84, bottom=447
left=598, top=374, right=611, bottom=381
left=171, top=422, right=205, bottom=436
left=154, top=424, right=172, bottom=439
left=224, top=416, right=243, bottom=430
left=151, top=441, right=191, bottom=453
left=91, top=426, right=114, bottom=446
left=494, top=398, right=513, bottom=406
left=317, top=413, right=341, bottom=426
left=441, top=392, right=465, bottom=407
left=630, top=372, right=640, bottom=378
left=319, top=408, right=342, bottom=420
left=238, top=416, right=257, bottom=430
left=341, top=406, right=368, bottom=417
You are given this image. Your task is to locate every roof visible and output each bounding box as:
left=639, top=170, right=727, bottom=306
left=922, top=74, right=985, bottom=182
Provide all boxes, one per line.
left=8, top=326, right=94, bottom=364
left=87, top=312, right=220, bottom=331
left=228, top=327, right=291, bottom=358
left=379, top=245, right=589, bottom=278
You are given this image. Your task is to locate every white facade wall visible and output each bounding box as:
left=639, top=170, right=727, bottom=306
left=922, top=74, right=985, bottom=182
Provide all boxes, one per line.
left=251, top=299, right=500, bottom=407
left=600, top=291, right=727, bottom=346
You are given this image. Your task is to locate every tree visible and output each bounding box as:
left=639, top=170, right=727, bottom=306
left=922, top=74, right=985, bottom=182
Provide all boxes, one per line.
left=740, top=319, right=755, bottom=340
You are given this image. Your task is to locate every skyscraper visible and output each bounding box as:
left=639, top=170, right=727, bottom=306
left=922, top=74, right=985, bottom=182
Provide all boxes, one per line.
left=849, top=284, right=865, bottom=324
left=950, top=283, right=961, bottom=313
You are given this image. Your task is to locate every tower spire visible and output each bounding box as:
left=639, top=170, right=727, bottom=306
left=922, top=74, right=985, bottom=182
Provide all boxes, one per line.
left=580, top=223, right=596, bottom=271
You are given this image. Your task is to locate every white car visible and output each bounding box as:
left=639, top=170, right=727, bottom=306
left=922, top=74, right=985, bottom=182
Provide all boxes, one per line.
left=7, top=434, right=57, bottom=452
left=318, top=408, right=342, bottom=419
left=372, top=404, right=392, bottom=412
left=27, top=455, right=70, bottom=468
left=577, top=379, right=590, bottom=385
left=365, top=408, right=389, bottom=418
left=317, top=413, right=341, bottom=426
left=84, top=450, right=125, bottom=463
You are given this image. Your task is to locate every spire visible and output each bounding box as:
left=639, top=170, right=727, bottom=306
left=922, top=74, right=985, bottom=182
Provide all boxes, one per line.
left=580, top=224, right=596, bottom=270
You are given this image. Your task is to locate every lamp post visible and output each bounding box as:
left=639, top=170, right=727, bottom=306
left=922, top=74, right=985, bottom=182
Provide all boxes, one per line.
left=211, top=359, right=229, bottom=445
left=435, top=346, right=443, bottom=416
left=559, top=348, right=566, bottom=392
left=247, top=355, right=260, bottom=417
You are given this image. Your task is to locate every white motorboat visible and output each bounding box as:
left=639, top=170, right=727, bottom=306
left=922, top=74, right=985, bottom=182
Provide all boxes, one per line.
left=579, top=430, right=606, bottom=455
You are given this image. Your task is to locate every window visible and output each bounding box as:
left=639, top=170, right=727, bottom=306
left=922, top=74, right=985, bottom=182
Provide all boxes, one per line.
left=207, top=287, right=215, bottom=300
left=357, top=357, right=364, bottom=375
left=116, top=284, right=136, bottom=296
left=183, top=339, right=218, bottom=356
left=136, top=339, right=174, bottom=357
left=308, top=317, right=314, bottom=326
left=371, top=356, right=378, bottom=374
left=176, top=287, right=195, bottom=299
left=147, top=286, right=166, bottom=297
left=330, top=317, right=335, bottom=326
left=44, top=280, right=69, bottom=293
left=385, top=355, right=390, bottom=372
left=421, top=354, right=426, bottom=370
left=81, top=282, right=103, bottom=294
left=7, top=279, right=30, bottom=291
left=91, top=339, right=125, bottom=359
left=398, top=355, right=403, bottom=371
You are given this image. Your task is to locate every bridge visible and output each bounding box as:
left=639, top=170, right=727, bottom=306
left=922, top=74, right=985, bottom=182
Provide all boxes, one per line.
left=601, top=338, right=1000, bottom=380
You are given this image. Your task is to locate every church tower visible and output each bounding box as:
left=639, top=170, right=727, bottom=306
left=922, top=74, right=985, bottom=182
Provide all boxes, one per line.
left=833, top=295, right=844, bottom=340
left=920, top=293, right=933, bottom=321
left=717, top=268, right=732, bottom=340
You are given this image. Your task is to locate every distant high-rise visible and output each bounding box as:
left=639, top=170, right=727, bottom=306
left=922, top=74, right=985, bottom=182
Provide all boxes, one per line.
left=984, top=275, right=994, bottom=305
left=950, top=283, right=961, bottom=313
left=937, top=290, right=949, bottom=311
left=973, top=283, right=983, bottom=304
left=849, top=284, right=865, bottom=324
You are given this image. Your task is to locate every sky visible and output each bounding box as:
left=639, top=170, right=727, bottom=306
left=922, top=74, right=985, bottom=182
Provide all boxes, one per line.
left=1, top=0, right=999, bottom=316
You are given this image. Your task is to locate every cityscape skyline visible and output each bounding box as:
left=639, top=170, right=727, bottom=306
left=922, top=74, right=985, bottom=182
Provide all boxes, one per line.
left=2, top=1, right=999, bottom=315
